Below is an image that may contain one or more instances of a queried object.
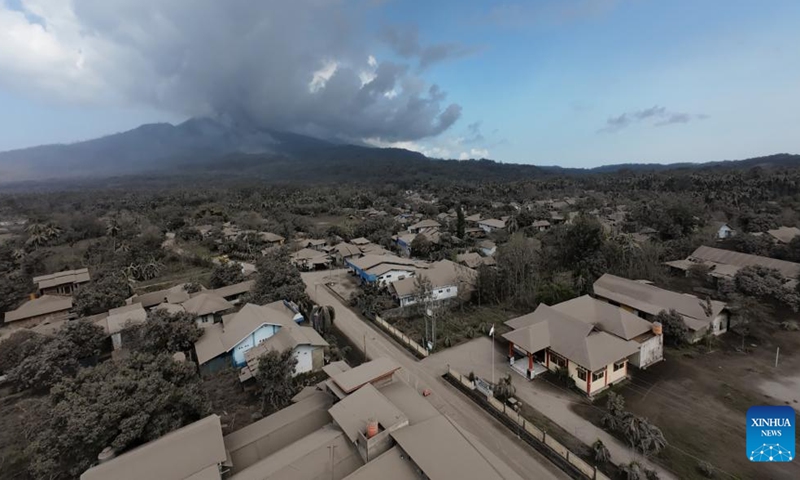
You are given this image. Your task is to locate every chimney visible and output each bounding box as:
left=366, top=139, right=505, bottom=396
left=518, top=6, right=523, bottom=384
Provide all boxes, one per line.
left=29, top=293, right=36, bottom=301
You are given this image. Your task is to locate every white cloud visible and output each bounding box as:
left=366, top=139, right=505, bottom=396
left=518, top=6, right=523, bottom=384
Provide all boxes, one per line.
left=459, top=148, right=489, bottom=160
left=367, top=55, right=377, bottom=67
left=309, top=59, right=338, bottom=93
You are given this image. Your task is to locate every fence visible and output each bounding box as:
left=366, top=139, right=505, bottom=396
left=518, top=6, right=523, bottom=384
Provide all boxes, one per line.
left=447, top=366, right=611, bottom=480
left=373, top=314, right=429, bottom=358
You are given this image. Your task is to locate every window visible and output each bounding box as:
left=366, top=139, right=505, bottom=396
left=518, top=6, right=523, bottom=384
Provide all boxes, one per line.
left=549, top=352, right=567, bottom=368
left=576, top=368, right=587, bottom=381
left=613, top=361, right=625, bottom=372
left=446, top=288, right=451, bottom=293
left=592, top=369, right=605, bottom=382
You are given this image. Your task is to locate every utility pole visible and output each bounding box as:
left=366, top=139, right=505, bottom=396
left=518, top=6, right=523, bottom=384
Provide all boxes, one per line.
left=775, top=347, right=780, bottom=368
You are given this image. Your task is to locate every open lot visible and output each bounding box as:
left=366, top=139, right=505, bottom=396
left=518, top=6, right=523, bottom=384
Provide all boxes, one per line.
left=574, top=328, right=800, bottom=480
left=387, top=304, right=519, bottom=352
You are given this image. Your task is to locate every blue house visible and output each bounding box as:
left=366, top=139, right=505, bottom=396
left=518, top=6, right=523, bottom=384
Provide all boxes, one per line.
left=194, top=301, right=304, bottom=373
left=345, top=254, right=420, bottom=286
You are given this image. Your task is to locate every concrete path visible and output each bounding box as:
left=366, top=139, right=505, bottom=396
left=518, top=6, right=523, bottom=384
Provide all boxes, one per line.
left=303, top=270, right=567, bottom=480
left=424, top=336, right=678, bottom=480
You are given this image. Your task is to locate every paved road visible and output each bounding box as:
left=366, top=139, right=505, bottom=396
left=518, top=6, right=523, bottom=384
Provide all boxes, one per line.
left=425, top=337, right=677, bottom=480
left=303, top=270, right=568, bottom=480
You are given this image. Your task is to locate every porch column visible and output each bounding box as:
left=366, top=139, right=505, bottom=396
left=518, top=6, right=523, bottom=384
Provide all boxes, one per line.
left=605, top=366, right=608, bottom=387
left=508, top=341, right=514, bottom=358
left=528, top=353, right=533, bottom=372
left=587, top=368, right=592, bottom=395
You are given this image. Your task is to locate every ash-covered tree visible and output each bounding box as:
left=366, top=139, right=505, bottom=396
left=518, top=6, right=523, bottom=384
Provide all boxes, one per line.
left=252, top=249, right=308, bottom=304
left=27, top=353, right=209, bottom=480
left=59, top=318, right=107, bottom=359
left=123, top=309, right=203, bottom=355
left=254, top=348, right=299, bottom=413
left=0, top=272, right=34, bottom=313
left=410, top=234, right=432, bottom=258
left=73, top=271, right=131, bottom=316
left=654, top=309, right=689, bottom=347
left=209, top=261, right=245, bottom=288
left=456, top=204, right=466, bottom=239
left=0, top=330, right=49, bottom=375
left=8, top=319, right=106, bottom=391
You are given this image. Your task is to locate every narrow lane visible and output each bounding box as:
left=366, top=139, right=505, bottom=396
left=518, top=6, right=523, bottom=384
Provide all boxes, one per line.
left=303, top=270, right=568, bottom=480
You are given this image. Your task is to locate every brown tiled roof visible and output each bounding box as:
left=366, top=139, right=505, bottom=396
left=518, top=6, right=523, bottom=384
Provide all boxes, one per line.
left=80, top=414, right=226, bottom=480
left=4, top=295, right=72, bottom=323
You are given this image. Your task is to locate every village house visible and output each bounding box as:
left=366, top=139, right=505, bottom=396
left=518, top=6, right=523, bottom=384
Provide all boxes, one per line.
left=129, top=284, right=192, bottom=310
left=238, top=321, right=328, bottom=381
left=345, top=254, right=423, bottom=287
left=477, top=218, right=506, bottom=233
left=713, top=222, right=735, bottom=239
left=290, top=248, right=332, bottom=271
left=390, top=260, right=477, bottom=307
left=332, top=242, right=363, bottom=265
left=350, top=237, right=370, bottom=247
left=665, top=245, right=800, bottom=282
left=33, top=268, right=90, bottom=296
left=593, top=273, right=729, bottom=343
left=464, top=213, right=482, bottom=225
left=456, top=252, right=496, bottom=269
left=180, top=292, right=234, bottom=325
left=407, top=219, right=441, bottom=234
left=532, top=220, right=551, bottom=232
left=765, top=226, right=800, bottom=244
left=502, top=304, right=640, bottom=396
left=3, top=295, right=73, bottom=329
left=193, top=301, right=325, bottom=379
left=478, top=240, right=497, bottom=256
left=260, top=232, right=285, bottom=246
left=81, top=358, right=518, bottom=480
left=549, top=212, right=565, bottom=224
left=207, top=280, right=254, bottom=305
left=101, top=303, right=148, bottom=350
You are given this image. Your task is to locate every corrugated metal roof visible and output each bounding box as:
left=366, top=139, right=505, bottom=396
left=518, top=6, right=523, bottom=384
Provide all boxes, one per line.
left=4, top=295, right=73, bottom=322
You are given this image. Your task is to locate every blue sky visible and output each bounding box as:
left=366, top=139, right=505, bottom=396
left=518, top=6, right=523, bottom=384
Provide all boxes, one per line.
left=1, top=0, right=798, bottom=167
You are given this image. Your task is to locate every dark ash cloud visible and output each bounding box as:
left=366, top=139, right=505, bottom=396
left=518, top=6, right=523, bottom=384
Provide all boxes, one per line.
left=380, top=25, right=479, bottom=70
left=0, top=1, right=465, bottom=143
left=599, top=106, right=708, bottom=133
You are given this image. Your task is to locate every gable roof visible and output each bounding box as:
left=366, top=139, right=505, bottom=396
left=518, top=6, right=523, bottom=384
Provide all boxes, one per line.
left=688, top=245, right=800, bottom=279
left=194, top=302, right=298, bottom=365
left=208, top=280, right=254, bottom=299
left=532, top=220, right=551, bottom=227
left=350, top=237, right=371, bottom=245
left=131, top=284, right=191, bottom=309
left=478, top=218, right=506, bottom=229
left=334, top=242, right=362, bottom=257
left=409, top=219, right=441, bottom=230
left=766, top=226, right=800, bottom=244
left=106, top=303, right=147, bottom=335
left=465, top=213, right=482, bottom=222
left=4, top=295, right=73, bottom=323
left=330, top=357, right=400, bottom=394
left=80, top=414, right=226, bottom=480
left=260, top=232, right=285, bottom=243
left=33, top=268, right=90, bottom=290
left=291, top=248, right=328, bottom=261
left=552, top=295, right=652, bottom=340
left=593, top=273, right=726, bottom=326
left=181, top=292, right=234, bottom=317
left=392, top=260, right=476, bottom=298
left=348, top=254, right=418, bottom=272
left=391, top=415, right=506, bottom=480
left=328, top=383, right=407, bottom=443
left=503, top=304, right=639, bottom=370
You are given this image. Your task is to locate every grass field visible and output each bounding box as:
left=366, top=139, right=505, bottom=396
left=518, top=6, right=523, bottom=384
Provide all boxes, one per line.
left=387, top=304, right=520, bottom=352
left=573, top=320, right=800, bottom=480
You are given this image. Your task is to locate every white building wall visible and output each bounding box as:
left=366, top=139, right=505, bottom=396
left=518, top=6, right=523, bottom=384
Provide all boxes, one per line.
left=232, top=324, right=280, bottom=366
left=377, top=270, right=415, bottom=287
left=630, top=334, right=663, bottom=369
left=293, top=345, right=315, bottom=375
left=399, top=284, right=458, bottom=307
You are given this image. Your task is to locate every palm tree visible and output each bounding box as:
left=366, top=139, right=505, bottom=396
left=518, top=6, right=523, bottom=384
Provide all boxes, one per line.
left=311, top=305, right=336, bottom=334
left=107, top=218, right=120, bottom=252
left=593, top=439, right=611, bottom=464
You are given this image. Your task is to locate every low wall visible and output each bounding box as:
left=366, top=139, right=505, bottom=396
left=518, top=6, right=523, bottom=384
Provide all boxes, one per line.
left=446, top=367, right=612, bottom=480
left=373, top=314, right=429, bottom=358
